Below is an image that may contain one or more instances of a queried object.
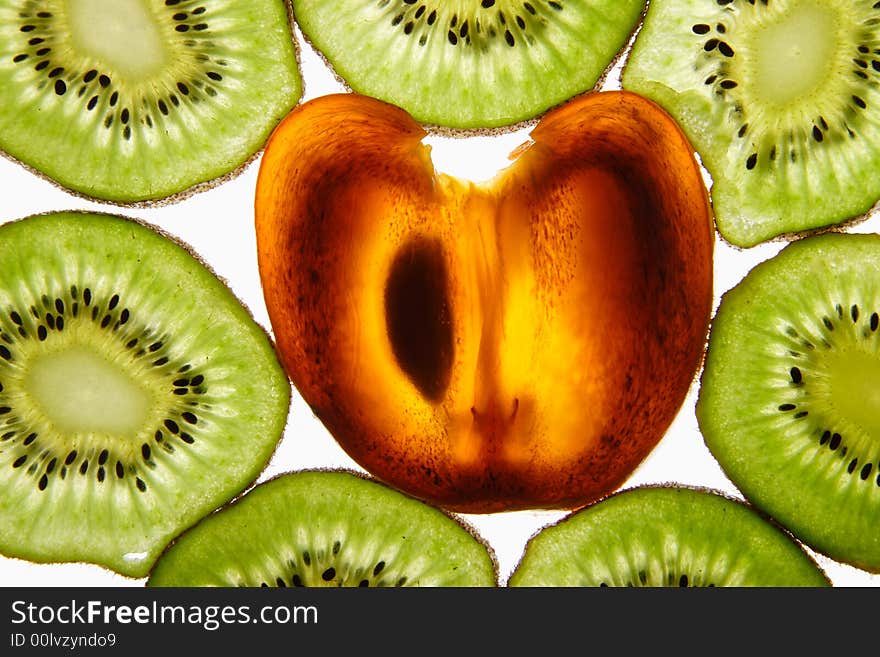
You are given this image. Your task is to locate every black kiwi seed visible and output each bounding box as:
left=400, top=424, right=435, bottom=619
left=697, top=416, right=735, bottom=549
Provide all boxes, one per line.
left=829, top=433, right=842, bottom=451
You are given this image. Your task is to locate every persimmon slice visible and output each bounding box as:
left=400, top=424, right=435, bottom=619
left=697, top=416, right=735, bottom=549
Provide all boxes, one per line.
left=256, top=91, right=714, bottom=513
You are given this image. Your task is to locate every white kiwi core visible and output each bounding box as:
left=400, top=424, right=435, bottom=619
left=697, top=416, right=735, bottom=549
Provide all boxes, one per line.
left=24, top=345, right=151, bottom=437
left=747, top=1, right=838, bottom=107
left=823, top=348, right=880, bottom=436
left=65, top=0, right=168, bottom=78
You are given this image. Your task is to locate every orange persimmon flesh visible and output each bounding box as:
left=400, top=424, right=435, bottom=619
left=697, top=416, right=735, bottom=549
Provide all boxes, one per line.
left=255, top=91, right=714, bottom=513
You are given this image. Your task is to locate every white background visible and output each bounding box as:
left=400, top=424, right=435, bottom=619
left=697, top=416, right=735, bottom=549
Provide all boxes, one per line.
left=0, top=24, right=878, bottom=588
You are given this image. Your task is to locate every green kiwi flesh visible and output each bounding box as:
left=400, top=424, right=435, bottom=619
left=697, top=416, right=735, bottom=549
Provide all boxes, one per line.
left=146, top=470, right=498, bottom=586
left=622, top=0, right=880, bottom=247
left=0, top=0, right=301, bottom=203
left=291, top=0, right=647, bottom=129
left=0, top=211, right=290, bottom=578
left=697, top=233, right=880, bottom=573
left=508, top=485, right=829, bottom=586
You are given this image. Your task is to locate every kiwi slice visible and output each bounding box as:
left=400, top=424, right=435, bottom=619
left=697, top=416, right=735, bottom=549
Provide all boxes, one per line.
left=146, top=470, right=498, bottom=586
left=508, top=485, right=830, bottom=587
left=0, top=0, right=301, bottom=203
left=697, top=232, right=880, bottom=573
left=622, top=0, right=880, bottom=247
left=0, top=211, right=290, bottom=578
left=291, top=0, right=647, bottom=129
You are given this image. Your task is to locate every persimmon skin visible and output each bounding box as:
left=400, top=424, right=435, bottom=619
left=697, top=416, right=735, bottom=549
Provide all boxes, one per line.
left=256, top=91, right=714, bottom=513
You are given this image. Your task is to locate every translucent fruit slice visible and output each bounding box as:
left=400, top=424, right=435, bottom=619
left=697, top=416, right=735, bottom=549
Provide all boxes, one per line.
left=622, top=0, right=880, bottom=247
left=147, top=470, right=498, bottom=586
left=255, top=91, right=714, bottom=513
left=508, top=486, right=830, bottom=587
left=0, top=0, right=301, bottom=203
left=697, top=233, right=880, bottom=573
left=292, top=0, right=647, bottom=128
left=0, top=212, right=290, bottom=577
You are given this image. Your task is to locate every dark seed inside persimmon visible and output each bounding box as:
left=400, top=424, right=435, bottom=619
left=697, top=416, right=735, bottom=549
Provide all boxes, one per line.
left=255, top=91, right=714, bottom=513
left=384, top=236, right=453, bottom=403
